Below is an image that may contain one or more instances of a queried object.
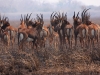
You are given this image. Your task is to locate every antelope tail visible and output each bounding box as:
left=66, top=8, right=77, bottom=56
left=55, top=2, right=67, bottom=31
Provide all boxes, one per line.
left=94, top=29, right=97, bottom=39
left=18, top=28, right=20, bottom=45
left=67, top=28, right=71, bottom=37
left=85, top=28, right=87, bottom=38
left=10, top=30, right=11, bottom=40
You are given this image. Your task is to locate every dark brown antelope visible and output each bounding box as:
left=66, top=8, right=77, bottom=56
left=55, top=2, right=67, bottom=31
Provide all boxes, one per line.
left=50, top=12, right=66, bottom=48
left=50, top=12, right=74, bottom=49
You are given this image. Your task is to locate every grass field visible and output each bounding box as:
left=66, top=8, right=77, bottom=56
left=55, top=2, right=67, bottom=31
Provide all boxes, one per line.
left=0, top=18, right=100, bottom=75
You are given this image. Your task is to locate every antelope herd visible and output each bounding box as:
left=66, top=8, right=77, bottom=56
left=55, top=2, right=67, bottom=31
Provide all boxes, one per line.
left=0, top=8, right=100, bottom=50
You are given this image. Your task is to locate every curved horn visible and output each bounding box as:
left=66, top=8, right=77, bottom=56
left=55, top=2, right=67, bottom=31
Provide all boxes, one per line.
left=83, top=8, right=91, bottom=17
left=24, top=15, right=26, bottom=23
left=83, top=8, right=91, bottom=23
left=2, top=15, right=5, bottom=21
left=42, top=14, right=43, bottom=20
left=0, top=13, right=1, bottom=21
left=81, top=8, right=86, bottom=17
left=84, top=8, right=91, bottom=14
left=26, top=13, right=28, bottom=20
left=28, top=13, right=32, bottom=20
left=40, top=13, right=44, bottom=24
left=65, top=12, right=67, bottom=20
left=5, top=17, right=8, bottom=21
left=81, top=8, right=86, bottom=22
left=51, top=12, right=57, bottom=20
left=55, top=12, right=60, bottom=18
left=73, top=11, right=75, bottom=19
left=36, top=14, right=40, bottom=22
left=6, top=17, right=9, bottom=22
left=58, top=11, right=61, bottom=18
left=83, top=8, right=91, bottom=18
left=21, top=14, right=23, bottom=21
left=62, top=12, right=64, bottom=18
left=76, top=11, right=79, bottom=18
left=55, top=15, right=59, bottom=19
left=50, top=12, right=55, bottom=21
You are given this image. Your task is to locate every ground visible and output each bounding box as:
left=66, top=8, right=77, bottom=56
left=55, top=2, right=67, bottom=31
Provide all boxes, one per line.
left=0, top=38, right=100, bottom=75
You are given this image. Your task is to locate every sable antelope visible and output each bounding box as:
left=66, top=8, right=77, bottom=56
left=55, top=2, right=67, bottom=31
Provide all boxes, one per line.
left=0, top=31, right=10, bottom=50
left=47, top=24, right=59, bottom=49
left=18, top=14, right=44, bottom=50
left=35, top=14, right=49, bottom=48
left=73, top=11, right=81, bottom=48
left=18, top=24, right=37, bottom=50
left=84, top=9, right=100, bottom=49
left=1, top=17, right=17, bottom=47
left=95, top=24, right=100, bottom=39
left=39, top=25, right=49, bottom=47
left=50, top=12, right=74, bottom=49
left=0, top=15, right=10, bottom=48
left=60, top=12, right=74, bottom=49
left=65, top=24, right=74, bottom=49
left=47, top=25, right=54, bottom=45
left=88, top=23, right=99, bottom=48
left=50, top=12, right=67, bottom=48
left=18, top=13, right=34, bottom=48
left=24, top=14, right=47, bottom=48
left=73, top=9, right=89, bottom=48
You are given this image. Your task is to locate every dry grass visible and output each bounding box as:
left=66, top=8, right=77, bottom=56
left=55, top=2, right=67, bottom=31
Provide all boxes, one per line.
left=0, top=39, right=100, bottom=75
